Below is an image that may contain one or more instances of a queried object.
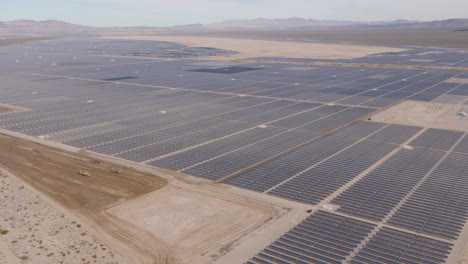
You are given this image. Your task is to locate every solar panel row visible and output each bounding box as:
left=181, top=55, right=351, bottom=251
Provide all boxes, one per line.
left=351, top=227, right=453, bottom=264
left=225, top=136, right=358, bottom=192
left=247, top=211, right=376, bottom=264
left=267, top=141, right=396, bottom=205
left=332, top=148, right=445, bottom=221
left=388, top=153, right=468, bottom=240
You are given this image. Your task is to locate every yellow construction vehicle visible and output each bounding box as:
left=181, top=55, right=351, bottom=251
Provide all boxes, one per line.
left=111, top=168, right=123, bottom=174
left=79, top=170, right=90, bottom=177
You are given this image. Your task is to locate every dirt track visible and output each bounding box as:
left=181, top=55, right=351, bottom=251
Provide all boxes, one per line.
left=0, top=106, right=11, bottom=114
left=0, top=134, right=177, bottom=263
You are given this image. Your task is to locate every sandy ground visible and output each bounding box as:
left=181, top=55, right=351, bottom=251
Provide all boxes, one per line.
left=143, top=27, right=468, bottom=50
left=101, top=35, right=406, bottom=60
left=0, top=106, right=12, bottom=114
left=0, top=169, right=129, bottom=264
left=371, top=100, right=468, bottom=132
left=0, top=104, right=26, bottom=114
left=0, top=133, right=176, bottom=263
left=0, top=132, right=281, bottom=264
left=109, top=182, right=278, bottom=264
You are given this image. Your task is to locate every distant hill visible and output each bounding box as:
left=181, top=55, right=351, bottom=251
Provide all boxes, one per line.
left=172, top=24, right=204, bottom=29
left=1, top=18, right=468, bottom=35
left=205, top=18, right=468, bottom=29
left=206, top=18, right=357, bottom=29
left=0, top=20, right=95, bottom=34
left=205, top=18, right=417, bottom=29
left=355, top=18, right=468, bottom=29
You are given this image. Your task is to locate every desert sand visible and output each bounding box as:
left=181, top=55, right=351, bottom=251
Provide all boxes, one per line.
left=0, top=169, right=130, bottom=264
left=371, top=100, right=468, bottom=132
left=0, top=133, right=176, bottom=263
left=0, top=132, right=281, bottom=264
left=101, top=35, right=406, bottom=60
left=151, top=28, right=468, bottom=50
left=109, top=182, right=278, bottom=264
left=0, top=106, right=11, bottom=114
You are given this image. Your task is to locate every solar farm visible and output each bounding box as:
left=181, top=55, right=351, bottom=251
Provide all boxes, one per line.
left=1, top=36, right=468, bottom=264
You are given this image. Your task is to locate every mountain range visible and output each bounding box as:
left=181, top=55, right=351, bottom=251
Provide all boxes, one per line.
left=1, top=18, right=468, bottom=34
left=205, top=18, right=468, bottom=29
left=0, top=20, right=93, bottom=34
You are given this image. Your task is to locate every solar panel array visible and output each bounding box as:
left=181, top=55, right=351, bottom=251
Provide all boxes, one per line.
left=388, top=153, right=468, bottom=240
left=266, top=141, right=396, bottom=205
left=408, top=128, right=465, bottom=151
left=252, top=44, right=468, bottom=68
left=247, top=213, right=454, bottom=264
left=247, top=211, right=377, bottom=264
left=1, top=36, right=468, bottom=264
left=332, top=148, right=445, bottom=221
left=351, top=227, right=453, bottom=264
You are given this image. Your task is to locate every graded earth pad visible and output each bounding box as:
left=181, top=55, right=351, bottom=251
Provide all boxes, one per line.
left=0, top=134, right=167, bottom=211
left=101, top=35, right=406, bottom=60
left=371, top=100, right=468, bottom=132
left=109, top=183, right=278, bottom=264
left=0, top=133, right=279, bottom=263
left=0, top=134, right=176, bottom=263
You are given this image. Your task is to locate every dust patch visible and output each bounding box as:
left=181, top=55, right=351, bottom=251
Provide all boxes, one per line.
left=371, top=100, right=468, bottom=132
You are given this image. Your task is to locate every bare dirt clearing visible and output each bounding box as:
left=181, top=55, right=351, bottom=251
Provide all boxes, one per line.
left=0, top=169, right=129, bottom=264
left=0, top=134, right=167, bottom=211
left=371, top=100, right=468, bottom=132
left=0, top=106, right=13, bottom=114
left=101, top=35, right=406, bottom=60
left=109, top=183, right=278, bottom=264
left=0, top=134, right=176, bottom=263
left=0, top=133, right=279, bottom=263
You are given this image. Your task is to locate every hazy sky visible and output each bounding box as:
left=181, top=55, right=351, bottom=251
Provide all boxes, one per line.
left=3, top=0, right=468, bottom=27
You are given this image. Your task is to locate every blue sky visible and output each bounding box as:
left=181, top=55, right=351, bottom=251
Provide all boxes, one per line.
left=2, top=0, right=468, bottom=27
